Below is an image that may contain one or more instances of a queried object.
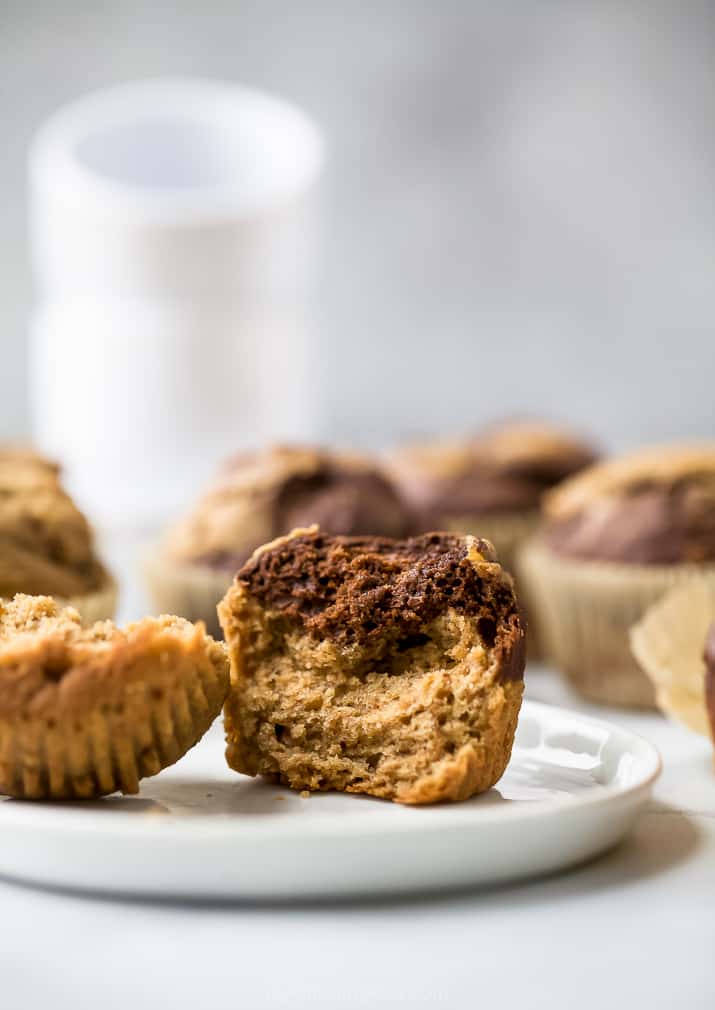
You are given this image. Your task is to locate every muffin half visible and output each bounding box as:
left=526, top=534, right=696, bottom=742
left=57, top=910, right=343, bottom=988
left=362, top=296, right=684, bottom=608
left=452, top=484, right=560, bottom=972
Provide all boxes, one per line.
left=0, top=447, right=116, bottom=622
left=0, top=595, right=228, bottom=799
left=219, top=527, right=525, bottom=804
left=146, top=445, right=414, bottom=636
left=521, top=444, right=715, bottom=707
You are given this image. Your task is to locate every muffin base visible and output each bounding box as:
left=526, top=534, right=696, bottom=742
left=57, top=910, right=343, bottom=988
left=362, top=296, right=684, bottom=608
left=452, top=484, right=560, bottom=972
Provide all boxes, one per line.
left=223, top=601, right=524, bottom=804
left=520, top=538, right=715, bottom=708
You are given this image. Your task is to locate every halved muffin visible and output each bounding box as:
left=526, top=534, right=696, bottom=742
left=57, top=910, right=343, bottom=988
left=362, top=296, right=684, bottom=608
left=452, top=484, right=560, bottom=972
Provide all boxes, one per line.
left=219, top=527, right=525, bottom=804
left=0, top=595, right=228, bottom=799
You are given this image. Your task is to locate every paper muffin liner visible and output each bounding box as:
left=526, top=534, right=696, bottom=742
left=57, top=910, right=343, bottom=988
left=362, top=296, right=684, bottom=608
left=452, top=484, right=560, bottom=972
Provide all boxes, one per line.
left=61, top=570, right=118, bottom=624
left=0, top=618, right=229, bottom=799
left=143, top=546, right=232, bottom=638
left=519, top=537, right=715, bottom=708
left=442, top=511, right=543, bottom=656
left=630, top=579, right=715, bottom=736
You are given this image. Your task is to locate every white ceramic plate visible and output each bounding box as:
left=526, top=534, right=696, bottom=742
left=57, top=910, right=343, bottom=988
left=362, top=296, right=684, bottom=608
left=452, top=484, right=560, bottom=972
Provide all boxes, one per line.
left=0, top=701, right=660, bottom=899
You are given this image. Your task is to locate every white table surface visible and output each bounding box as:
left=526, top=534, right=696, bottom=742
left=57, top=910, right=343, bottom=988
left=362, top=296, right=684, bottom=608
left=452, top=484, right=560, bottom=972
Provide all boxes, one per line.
left=1, top=540, right=714, bottom=1009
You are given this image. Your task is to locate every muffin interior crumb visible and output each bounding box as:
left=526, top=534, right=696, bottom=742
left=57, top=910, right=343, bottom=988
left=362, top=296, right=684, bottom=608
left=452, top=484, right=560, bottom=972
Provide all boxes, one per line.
left=233, top=604, right=512, bottom=800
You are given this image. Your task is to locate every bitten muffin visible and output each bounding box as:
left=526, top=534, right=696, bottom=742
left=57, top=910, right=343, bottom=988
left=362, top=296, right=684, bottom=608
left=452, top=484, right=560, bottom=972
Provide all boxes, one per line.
left=146, top=445, right=414, bottom=637
left=0, top=595, right=228, bottom=799
left=630, top=579, right=715, bottom=739
left=219, top=527, right=525, bottom=805
left=388, top=421, right=597, bottom=652
left=521, top=444, right=715, bottom=708
left=0, top=447, right=116, bottom=622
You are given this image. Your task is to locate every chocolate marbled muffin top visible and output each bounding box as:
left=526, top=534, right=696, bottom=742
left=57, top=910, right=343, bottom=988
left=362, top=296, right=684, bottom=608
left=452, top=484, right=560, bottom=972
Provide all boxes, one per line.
left=166, top=445, right=415, bottom=571
left=544, top=445, right=715, bottom=565
left=389, top=422, right=597, bottom=520
left=237, top=527, right=525, bottom=679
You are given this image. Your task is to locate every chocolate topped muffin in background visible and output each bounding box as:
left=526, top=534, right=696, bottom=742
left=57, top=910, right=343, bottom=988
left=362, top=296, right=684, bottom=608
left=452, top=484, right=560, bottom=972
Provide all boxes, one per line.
left=390, top=422, right=597, bottom=525
left=522, top=444, right=715, bottom=708
left=0, top=445, right=116, bottom=623
left=145, top=445, right=414, bottom=636
left=388, top=421, right=598, bottom=655
left=543, top=446, right=715, bottom=565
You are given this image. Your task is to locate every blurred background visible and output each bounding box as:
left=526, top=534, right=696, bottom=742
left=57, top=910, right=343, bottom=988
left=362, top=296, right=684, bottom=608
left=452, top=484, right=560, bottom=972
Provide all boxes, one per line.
left=2, top=0, right=715, bottom=454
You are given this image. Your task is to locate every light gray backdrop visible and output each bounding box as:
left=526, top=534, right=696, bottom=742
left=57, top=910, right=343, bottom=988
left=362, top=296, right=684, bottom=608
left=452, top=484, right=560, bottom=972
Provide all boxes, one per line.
left=2, top=1, right=714, bottom=451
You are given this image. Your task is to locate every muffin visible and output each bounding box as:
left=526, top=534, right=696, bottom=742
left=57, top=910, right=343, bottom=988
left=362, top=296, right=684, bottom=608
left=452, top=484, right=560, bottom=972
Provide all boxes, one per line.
left=0, top=447, right=116, bottom=622
left=146, top=445, right=414, bottom=637
left=521, top=444, right=715, bottom=708
left=389, top=421, right=597, bottom=652
left=630, top=579, right=715, bottom=737
left=0, top=594, right=228, bottom=799
left=219, top=527, right=525, bottom=804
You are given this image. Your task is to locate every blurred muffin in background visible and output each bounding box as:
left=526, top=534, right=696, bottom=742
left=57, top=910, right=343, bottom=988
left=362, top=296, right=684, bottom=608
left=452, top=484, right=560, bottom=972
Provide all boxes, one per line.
left=0, top=446, right=116, bottom=622
left=521, top=444, right=715, bottom=708
left=388, top=421, right=598, bottom=652
left=145, top=445, right=415, bottom=636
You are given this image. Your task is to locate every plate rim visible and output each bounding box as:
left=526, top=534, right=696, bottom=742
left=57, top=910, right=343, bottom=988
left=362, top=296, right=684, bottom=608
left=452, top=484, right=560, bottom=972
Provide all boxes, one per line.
left=0, top=700, right=662, bottom=842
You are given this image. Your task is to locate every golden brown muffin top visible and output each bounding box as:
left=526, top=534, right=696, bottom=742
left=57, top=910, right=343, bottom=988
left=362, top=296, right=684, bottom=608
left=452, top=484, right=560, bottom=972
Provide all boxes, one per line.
left=0, top=594, right=227, bottom=720
left=165, top=444, right=414, bottom=569
left=0, top=448, right=108, bottom=598
left=544, top=444, right=715, bottom=565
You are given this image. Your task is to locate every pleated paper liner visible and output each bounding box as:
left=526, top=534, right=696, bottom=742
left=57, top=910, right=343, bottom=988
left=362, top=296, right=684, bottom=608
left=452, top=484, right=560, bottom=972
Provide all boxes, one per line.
left=630, top=578, right=715, bottom=736
left=520, top=537, right=715, bottom=709
left=143, top=546, right=233, bottom=639
left=0, top=613, right=228, bottom=800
